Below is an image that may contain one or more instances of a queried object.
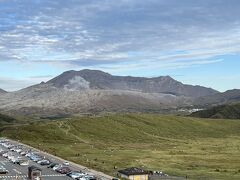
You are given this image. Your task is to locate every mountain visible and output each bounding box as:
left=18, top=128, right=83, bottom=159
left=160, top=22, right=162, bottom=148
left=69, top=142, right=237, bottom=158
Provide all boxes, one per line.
left=0, top=83, right=191, bottom=116
left=191, top=103, right=240, bottom=119
left=193, top=89, right=240, bottom=107
left=0, top=69, right=220, bottom=116
left=0, top=88, right=7, bottom=94
left=47, top=69, right=218, bottom=97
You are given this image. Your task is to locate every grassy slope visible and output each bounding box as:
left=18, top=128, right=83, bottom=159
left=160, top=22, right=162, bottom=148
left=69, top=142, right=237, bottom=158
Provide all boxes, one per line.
left=0, top=113, right=17, bottom=125
left=1, top=114, right=240, bottom=179
left=191, top=103, right=240, bottom=119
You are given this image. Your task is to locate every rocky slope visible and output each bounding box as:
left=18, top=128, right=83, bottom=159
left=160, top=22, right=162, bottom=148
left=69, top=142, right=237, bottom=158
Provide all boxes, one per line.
left=0, top=69, right=229, bottom=116
left=47, top=69, right=218, bottom=98
left=193, top=89, right=240, bottom=107
left=0, top=83, right=191, bottom=116
left=0, top=88, right=7, bottom=94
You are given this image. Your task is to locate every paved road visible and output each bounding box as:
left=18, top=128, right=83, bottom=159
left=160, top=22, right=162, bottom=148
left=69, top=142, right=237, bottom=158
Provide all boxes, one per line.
left=0, top=138, right=113, bottom=180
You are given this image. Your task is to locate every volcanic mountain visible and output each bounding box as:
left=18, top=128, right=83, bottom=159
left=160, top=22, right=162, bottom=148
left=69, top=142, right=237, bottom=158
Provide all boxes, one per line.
left=0, top=69, right=220, bottom=116
left=47, top=69, right=218, bottom=97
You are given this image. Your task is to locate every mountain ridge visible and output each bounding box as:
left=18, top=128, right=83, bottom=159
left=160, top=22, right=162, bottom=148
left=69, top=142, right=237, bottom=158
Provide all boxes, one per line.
left=47, top=69, right=218, bottom=97
left=0, top=88, right=7, bottom=94
left=1, top=69, right=239, bottom=116
left=193, top=89, right=240, bottom=107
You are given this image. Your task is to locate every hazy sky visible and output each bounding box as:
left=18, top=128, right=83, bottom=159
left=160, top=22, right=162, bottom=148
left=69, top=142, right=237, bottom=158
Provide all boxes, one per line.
left=0, top=0, right=240, bottom=91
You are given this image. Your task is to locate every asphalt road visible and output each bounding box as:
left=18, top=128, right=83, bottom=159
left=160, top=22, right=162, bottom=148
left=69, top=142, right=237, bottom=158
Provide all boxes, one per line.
left=0, top=138, right=112, bottom=180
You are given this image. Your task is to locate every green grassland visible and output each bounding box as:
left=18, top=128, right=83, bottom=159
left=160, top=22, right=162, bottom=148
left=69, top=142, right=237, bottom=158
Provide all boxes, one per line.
left=1, top=114, right=240, bottom=179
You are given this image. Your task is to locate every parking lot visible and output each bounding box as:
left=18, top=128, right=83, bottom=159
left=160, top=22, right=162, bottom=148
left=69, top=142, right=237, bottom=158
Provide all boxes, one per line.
left=0, top=138, right=112, bottom=180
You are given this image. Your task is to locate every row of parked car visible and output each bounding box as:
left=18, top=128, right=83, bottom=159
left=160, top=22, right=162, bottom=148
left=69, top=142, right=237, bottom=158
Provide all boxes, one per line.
left=0, top=140, right=97, bottom=180
left=0, top=141, right=30, bottom=166
left=47, top=162, right=97, bottom=180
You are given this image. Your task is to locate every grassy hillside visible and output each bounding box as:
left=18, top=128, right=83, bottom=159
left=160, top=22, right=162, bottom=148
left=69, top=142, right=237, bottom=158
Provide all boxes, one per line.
left=191, top=103, right=240, bottom=119
left=0, top=113, right=17, bottom=125
left=1, top=114, right=240, bottom=179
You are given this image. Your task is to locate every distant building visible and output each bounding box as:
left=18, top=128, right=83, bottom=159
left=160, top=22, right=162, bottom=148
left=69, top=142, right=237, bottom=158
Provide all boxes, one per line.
left=118, top=167, right=149, bottom=180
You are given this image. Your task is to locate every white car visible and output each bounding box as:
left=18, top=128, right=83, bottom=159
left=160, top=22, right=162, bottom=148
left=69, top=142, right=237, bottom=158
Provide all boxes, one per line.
left=63, top=161, right=69, bottom=166
left=84, top=175, right=96, bottom=180
left=16, top=149, right=22, bottom=153
left=8, top=156, right=15, bottom=161
left=3, top=153, right=13, bottom=159
left=11, top=158, right=21, bottom=164
left=2, top=152, right=9, bottom=158
left=53, top=164, right=62, bottom=171
left=25, top=152, right=34, bottom=157
left=19, top=160, right=29, bottom=166
left=67, top=171, right=86, bottom=179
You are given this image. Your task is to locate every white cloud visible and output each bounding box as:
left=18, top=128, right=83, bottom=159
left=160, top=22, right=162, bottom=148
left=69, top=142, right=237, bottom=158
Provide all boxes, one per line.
left=0, top=0, right=240, bottom=85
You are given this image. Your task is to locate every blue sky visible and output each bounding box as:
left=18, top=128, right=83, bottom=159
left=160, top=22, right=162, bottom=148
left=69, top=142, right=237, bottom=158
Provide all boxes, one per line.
left=0, top=0, right=240, bottom=91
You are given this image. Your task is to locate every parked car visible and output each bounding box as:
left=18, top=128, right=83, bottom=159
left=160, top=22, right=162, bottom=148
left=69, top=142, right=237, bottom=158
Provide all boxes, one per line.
left=37, top=159, right=51, bottom=166
left=53, top=164, right=63, bottom=171
left=67, top=171, right=86, bottom=179
left=17, top=160, right=29, bottom=166
left=7, top=155, right=15, bottom=160
left=63, top=161, right=70, bottom=166
left=0, top=167, right=8, bottom=174
left=2, top=152, right=9, bottom=158
left=31, top=155, right=43, bottom=162
left=56, top=166, right=72, bottom=174
left=25, top=152, right=34, bottom=157
left=77, top=175, right=97, bottom=180
left=6, top=144, right=15, bottom=149
left=10, top=146, right=21, bottom=152
left=3, top=152, right=14, bottom=159
left=47, top=163, right=58, bottom=168
left=0, top=150, right=7, bottom=156
left=20, top=151, right=28, bottom=156
left=11, top=157, right=22, bottom=164
left=15, top=149, right=22, bottom=153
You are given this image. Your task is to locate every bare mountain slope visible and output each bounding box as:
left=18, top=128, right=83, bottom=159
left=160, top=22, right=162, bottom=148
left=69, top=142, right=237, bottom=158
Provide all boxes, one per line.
left=0, top=83, right=191, bottom=116
left=47, top=69, right=218, bottom=97
left=0, top=69, right=222, bottom=116
left=194, top=89, right=240, bottom=107
left=0, top=88, right=7, bottom=94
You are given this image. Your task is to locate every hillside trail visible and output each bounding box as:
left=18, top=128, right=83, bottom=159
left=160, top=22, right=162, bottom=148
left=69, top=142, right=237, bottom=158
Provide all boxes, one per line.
left=57, top=121, right=90, bottom=144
